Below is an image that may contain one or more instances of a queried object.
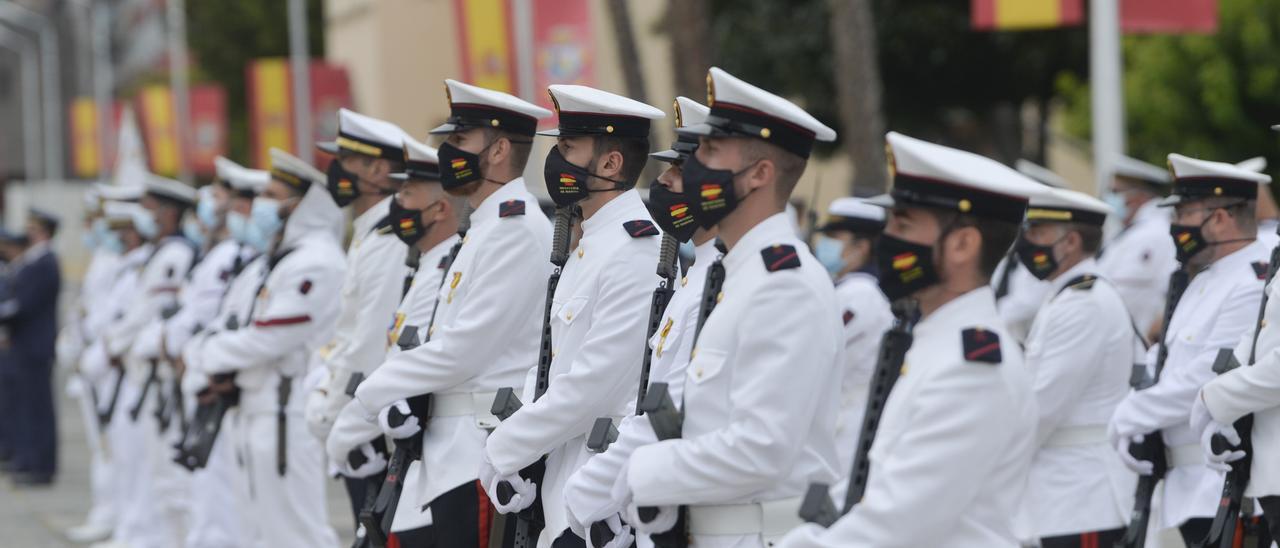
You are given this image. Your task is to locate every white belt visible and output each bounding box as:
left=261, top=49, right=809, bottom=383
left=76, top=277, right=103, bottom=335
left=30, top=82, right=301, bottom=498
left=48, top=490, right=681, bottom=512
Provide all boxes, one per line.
left=429, top=392, right=499, bottom=429
left=1167, top=443, right=1203, bottom=468
left=687, top=496, right=804, bottom=544
left=1044, top=425, right=1108, bottom=448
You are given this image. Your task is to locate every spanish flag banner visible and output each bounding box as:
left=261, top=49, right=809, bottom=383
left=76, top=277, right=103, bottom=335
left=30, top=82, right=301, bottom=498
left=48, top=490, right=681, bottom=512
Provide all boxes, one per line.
left=971, top=0, right=1083, bottom=30
left=453, top=0, right=517, bottom=93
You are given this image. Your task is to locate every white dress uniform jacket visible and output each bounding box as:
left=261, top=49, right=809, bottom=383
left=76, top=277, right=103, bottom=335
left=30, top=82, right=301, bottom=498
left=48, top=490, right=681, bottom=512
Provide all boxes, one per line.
left=1110, top=239, right=1268, bottom=528
left=562, top=239, right=722, bottom=527
left=1099, top=200, right=1178, bottom=336
left=779, top=286, right=1035, bottom=548
left=627, top=213, right=844, bottom=547
left=484, top=188, right=659, bottom=547
left=1024, top=259, right=1137, bottom=537
left=352, top=180, right=551, bottom=523
left=199, top=181, right=346, bottom=548
left=830, top=271, right=892, bottom=505
left=311, top=196, right=408, bottom=438
left=1200, top=249, right=1280, bottom=498
left=379, top=234, right=458, bottom=532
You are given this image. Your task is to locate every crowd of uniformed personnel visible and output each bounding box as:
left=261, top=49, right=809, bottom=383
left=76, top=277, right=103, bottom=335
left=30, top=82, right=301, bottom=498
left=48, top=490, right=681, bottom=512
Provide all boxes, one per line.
left=34, top=65, right=1280, bottom=548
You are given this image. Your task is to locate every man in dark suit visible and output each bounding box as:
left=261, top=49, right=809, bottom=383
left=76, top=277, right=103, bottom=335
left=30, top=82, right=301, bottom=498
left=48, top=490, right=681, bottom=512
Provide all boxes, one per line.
left=0, top=230, right=27, bottom=470
left=0, top=209, right=63, bottom=485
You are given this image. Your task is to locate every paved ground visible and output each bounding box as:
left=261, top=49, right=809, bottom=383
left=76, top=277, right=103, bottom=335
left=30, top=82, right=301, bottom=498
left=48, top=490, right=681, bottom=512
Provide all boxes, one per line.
left=0, top=376, right=355, bottom=547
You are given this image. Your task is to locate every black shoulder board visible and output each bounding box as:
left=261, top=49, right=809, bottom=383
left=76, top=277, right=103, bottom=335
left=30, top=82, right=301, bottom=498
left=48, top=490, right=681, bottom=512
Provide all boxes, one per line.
left=961, top=328, right=1002, bottom=364
left=1253, top=261, right=1268, bottom=280
left=1067, top=274, right=1096, bottom=291
left=761, top=244, right=801, bottom=272
left=372, top=214, right=394, bottom=235
left=437, top=254, right=451, bottom=269
left=499, top=200, right=526, bottom=218
left=624, top=219, right=659, bottom=238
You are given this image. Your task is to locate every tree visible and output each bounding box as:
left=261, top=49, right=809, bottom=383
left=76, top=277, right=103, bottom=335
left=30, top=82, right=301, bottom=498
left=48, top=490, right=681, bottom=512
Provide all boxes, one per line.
left=829, top=0, right=888, bottom=195
left=1057, top=0, right=1280, bottom=169
left=184, top=0, right=325, bottom=167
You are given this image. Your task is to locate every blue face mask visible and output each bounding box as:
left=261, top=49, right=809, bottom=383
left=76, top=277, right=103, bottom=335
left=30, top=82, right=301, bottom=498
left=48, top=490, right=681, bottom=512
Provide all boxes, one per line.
left=1103, top=192, right=1129, bottom=221
left=814, top=235, right=846, bottom=276
left=134, top=211, right=160, bottom=240
left=245, top=198, right=284, bottom=253
left=101, top=230, right=124, bottom=254
left=227, top=211, right=251, bottom=246
left=82, top=222, right=100, bottom=250
left=182, top=217, right=205, bottom=249
left=197, top=198, right=219, bottom=229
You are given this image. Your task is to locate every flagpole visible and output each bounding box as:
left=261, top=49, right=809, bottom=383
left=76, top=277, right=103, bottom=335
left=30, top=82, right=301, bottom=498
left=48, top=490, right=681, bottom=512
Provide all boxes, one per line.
left=1090, top=0, right=1125, bottom=196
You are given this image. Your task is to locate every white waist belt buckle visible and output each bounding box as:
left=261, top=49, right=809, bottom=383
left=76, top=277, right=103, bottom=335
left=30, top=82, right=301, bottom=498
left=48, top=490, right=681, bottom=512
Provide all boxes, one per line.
left=687, top=496, right=803, bottom=546
left=1043, top=424, right=1108, bottom=448
left=1167, top=443, right=1204, bottom=468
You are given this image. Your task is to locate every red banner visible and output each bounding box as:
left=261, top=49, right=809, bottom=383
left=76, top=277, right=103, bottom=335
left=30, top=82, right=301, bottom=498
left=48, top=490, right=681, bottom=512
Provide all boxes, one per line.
left=135, top=85, right=182, bottom=176
left=188, top=85, right=228, bottom=177
left=1121, top=0, right=1217, bottom=34
left=453, top=0, right=518, bottom=93
left=309, top=63, right=355, bottom=166
left=247, top=58, right=354, bottom=169
left=532, top=0, right=596, bottom=114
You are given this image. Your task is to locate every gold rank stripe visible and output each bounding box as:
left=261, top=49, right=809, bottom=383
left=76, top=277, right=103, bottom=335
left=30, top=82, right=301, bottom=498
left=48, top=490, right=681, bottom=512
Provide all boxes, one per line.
left=1025, top=208, right=1073, bottom=221
left=336, top=136, right=383, bottom=157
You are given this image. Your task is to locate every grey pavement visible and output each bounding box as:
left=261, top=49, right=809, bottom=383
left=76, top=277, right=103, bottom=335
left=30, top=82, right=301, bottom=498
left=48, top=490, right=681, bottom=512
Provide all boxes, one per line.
left=0, top=375, right=355, bottom=547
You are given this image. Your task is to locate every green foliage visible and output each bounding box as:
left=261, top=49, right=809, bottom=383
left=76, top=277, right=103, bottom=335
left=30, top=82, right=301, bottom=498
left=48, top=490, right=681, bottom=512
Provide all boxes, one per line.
left=1058, top=0, right=1280, bottom=168
left=184, top=0, right=325, bottom=167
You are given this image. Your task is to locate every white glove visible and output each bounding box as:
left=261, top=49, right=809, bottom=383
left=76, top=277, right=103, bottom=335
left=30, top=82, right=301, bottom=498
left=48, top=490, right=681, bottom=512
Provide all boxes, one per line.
left=1200, top=420, right=1246, bottom=473
left=1115, top=434, right=1155, bottom=476
left=378, top=399, right=422, bottom=440
left=305, top=385, right=348, bottom=441
left=334, top=442, right=387, bottom=478
left=624, top=503, right=678, bottom=535
left=479, top=448, right=536, bottom=514
left=326, top=400, right=383, bottom=465
left=587, top=514, right=634, bottom=548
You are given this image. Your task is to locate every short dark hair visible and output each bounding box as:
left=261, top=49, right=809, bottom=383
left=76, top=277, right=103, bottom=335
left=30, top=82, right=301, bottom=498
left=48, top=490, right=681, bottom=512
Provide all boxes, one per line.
left=1070, top=222, right=1103, bottom=255
left=931, top=209, right=1019, bottom=281
left=594, top=135, right=650, bottom=186
left=743, top=138, right=806, bottom=203
left=485, top=129, right=534, bottom=170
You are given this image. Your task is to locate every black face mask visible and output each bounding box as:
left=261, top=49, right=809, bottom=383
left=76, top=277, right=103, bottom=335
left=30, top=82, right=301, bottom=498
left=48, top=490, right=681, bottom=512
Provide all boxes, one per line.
left=327, top=159, right=360, bottom=208
left=876, top=233, right=940, bottom=302
left=438, top=141, right=486, bottom=191
left=681, top=155, right=757, bottom=230
left=542, top=146, right=626, bottom=208
left=646, top=180, right=699, bottom=243
left=1014, top=234, right=1061, bottom=280
left=1170, top=221, right=1209, bottom=263
left=388, top=197, right=435, bottom=247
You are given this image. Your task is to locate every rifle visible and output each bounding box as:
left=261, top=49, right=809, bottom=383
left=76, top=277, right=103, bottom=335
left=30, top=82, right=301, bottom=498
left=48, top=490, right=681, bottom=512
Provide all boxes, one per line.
left=97, top=368, right=125, bottom=429
left=586, top=232, right=680, bottom=455
left=631, top=247, right=726, bottom=548
left=491, top=206, right=576, bottom=548
left=1201, top=230, right=1279, bottom=548
left=799, top=298, right=919, bottom=527
left=173, top=313, right=245, bottom=471
left=1118, top=267, right=1191, bottom=548
left=129, top=359, right=160, bottom=422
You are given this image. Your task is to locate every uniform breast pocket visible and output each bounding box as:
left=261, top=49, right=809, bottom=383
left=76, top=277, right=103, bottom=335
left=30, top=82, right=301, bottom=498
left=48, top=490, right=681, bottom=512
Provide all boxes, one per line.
left=686, top=348, right=728, bottom=385
left=554, top=295, right=590, bottom=328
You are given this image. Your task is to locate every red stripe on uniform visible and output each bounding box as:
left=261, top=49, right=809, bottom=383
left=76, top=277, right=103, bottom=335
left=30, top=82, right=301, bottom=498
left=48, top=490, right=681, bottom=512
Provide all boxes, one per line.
left=476, top=480, right=492, bottom=548
left=387, top=532, right=401, bottom=548
left=769, top=252, right=798, bottom=271
left=252, top=315, right=311, bottom=327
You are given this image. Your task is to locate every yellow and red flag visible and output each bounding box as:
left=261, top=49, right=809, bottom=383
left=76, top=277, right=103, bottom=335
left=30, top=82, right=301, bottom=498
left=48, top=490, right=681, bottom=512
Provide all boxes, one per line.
left=971, top=0, right=1083, bottom=30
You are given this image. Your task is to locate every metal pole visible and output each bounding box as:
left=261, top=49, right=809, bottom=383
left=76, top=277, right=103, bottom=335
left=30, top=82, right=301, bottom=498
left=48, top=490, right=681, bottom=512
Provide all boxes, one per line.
left=92, top=0, right=112, bottom=182
left=0, top=1, right=64, bottom=180
left=166, top=0, right=191, bottom=182
left=1089, top=0, right=1125, bottom=196
left=512, top=0, right=535, bottom=102
left=0, top=28, right=42, bottom=181
left=288, top=0, right=311, bottom=164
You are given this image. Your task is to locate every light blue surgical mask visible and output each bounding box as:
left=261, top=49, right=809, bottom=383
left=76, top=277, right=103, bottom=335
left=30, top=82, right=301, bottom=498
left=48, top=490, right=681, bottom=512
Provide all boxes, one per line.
left=134, top=211, right=160, bottom=240
left=182, top=217, right=205, bottom=249
left=196, top=198, right=219, bottom=230
left=226, top=210, right=251, bottom=246
left=81, top=223, right=100, bottom=250
left=102, top=230, right=124, bottom=254
left=1103, top=192, right=1129, bottom=221
left=814, top=235, right=846, bottom=276
left=245, top=198, right=284, bottom=253
left=93, top=217, right=111, bottom=243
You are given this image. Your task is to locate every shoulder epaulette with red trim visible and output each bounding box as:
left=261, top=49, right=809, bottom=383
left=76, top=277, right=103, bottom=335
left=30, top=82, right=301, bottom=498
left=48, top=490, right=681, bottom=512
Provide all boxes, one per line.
left=624, top=219, right=659, bottom=238
left=761, top=244, right=800, bottom=272
left=499, top=200, right=526, bottom=218
left=1252, top=261, right=1268, bottom=280
left=961, top=327, right=1001, bottom=365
